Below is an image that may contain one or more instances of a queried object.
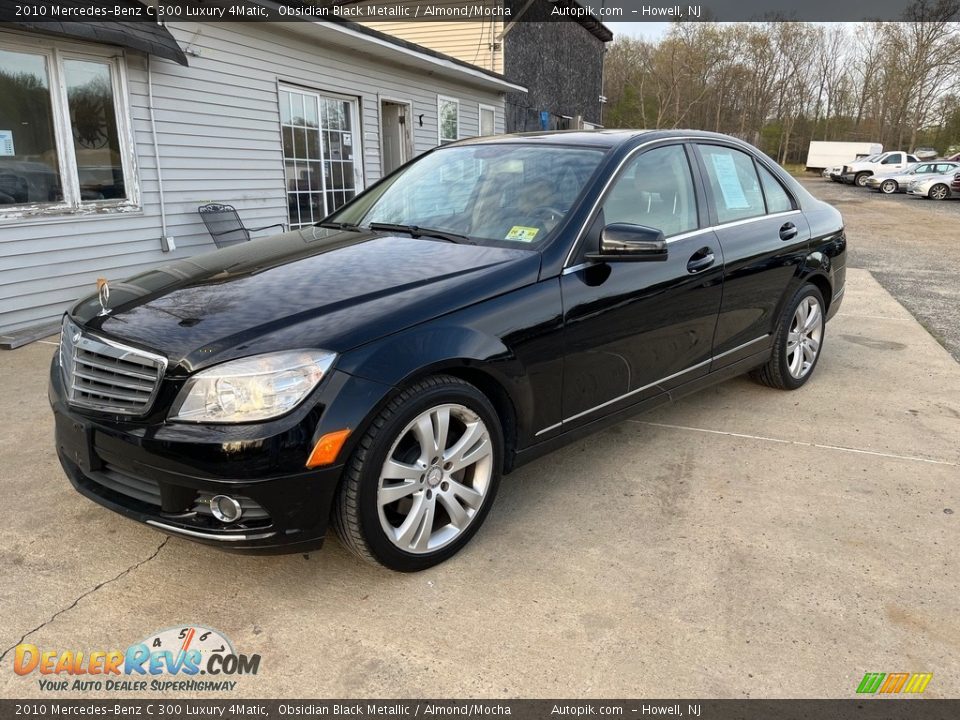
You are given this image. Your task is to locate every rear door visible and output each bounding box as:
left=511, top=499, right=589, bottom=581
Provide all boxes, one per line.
left=693, top=143, right=811, bottom=368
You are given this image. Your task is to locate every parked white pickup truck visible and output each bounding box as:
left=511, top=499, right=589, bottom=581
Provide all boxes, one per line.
left=842, top=151, right=919, bottom=186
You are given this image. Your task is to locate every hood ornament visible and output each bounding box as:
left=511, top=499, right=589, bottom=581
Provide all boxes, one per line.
left=96, top=277, right=111, bottom=316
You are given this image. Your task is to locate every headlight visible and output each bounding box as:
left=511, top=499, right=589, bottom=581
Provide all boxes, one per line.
left=169, top=350, right=336, bottom=423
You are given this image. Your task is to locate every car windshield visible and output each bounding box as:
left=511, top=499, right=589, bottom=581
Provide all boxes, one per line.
left=325, top=144, right=605, bottom=247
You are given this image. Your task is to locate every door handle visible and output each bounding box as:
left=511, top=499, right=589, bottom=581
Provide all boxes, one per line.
left=687, top=248, right=715, bottom=273
left=779, top=222, right=798, bottom=241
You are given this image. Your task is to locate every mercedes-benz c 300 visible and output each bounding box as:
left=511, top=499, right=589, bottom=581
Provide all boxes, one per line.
left=51, top=131, right=846, bottom=570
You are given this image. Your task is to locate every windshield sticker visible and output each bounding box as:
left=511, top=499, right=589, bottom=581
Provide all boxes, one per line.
left=505, top=226, right=539, bottom=242
left=710, top=153, right=750, bottom=209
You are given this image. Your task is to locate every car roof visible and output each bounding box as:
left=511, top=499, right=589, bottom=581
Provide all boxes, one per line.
left=450, top=129, right=756, bottom=151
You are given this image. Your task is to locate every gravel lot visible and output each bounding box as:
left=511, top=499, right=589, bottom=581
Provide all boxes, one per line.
left=799, top=175, right=960, bottom=361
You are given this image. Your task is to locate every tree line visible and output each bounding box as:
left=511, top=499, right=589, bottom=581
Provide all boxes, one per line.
left=602, top=2, right=960, bottom=164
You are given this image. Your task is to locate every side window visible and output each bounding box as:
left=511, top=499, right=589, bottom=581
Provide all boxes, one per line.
left=757, top=164, right=794, bottom=214
left=915, top=164, right=931, bottom=173
left=881, top=153, right=901, bottom=165
left=601, top=145, right=698, bottom=238
left=698, top=145, right=765, bottom=224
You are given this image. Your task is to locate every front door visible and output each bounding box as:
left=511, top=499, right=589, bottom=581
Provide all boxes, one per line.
left=280, top=86, right=362, bottom=228
left=560, top=143, right=723, bottom=427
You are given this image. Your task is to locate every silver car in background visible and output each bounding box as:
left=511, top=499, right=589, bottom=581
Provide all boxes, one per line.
left=866, top=161, right=960, bottom=194
left=907, top=167, right=960, bottom=200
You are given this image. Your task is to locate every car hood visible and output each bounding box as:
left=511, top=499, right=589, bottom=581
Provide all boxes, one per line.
left=70, top=227, right=541, bottom=372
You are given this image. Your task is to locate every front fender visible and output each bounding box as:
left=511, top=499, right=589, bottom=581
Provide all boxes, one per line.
left=335, top=280, right=565, bottom=452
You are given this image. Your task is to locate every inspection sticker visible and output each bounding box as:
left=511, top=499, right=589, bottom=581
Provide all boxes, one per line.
left=505, top=226, right=539, bottom=242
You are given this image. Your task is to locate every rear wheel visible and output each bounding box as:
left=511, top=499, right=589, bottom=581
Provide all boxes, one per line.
left=929, top=183, right=949, bottom=200
left=751, top=284, right=826, bottom=390
left=854, top=172, right=870, bottom=187
left=333, top=375, right=502, bottom=571
left=880, top=179, right=898, bottom=194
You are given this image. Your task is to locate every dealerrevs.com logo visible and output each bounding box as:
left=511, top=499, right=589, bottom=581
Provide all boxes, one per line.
left=13, top=625, right=261, bottom=693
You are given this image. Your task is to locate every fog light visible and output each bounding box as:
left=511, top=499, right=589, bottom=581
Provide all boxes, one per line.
left=210, top=495, right=243, bottom=523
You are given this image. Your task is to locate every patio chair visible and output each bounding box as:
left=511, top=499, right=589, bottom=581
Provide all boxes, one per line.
left=198, top=203, right=285, bottom=248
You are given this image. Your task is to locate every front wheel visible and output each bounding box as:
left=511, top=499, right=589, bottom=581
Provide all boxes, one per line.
left=751, top=284, right=826, bottom=390
left=880, top=179, right=898, bottom=194
left=855, top=172, right=870, bottom=187
left=333, top=375, right=502, bottom=571
left=929, top=183, right=949, bottom=200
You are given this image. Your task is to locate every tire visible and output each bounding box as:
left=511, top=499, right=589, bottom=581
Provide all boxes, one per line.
left=929, top=184, right=949, bottom=200
left=751, top=284, right=826, bottom=391
left=332, top=374, right=503, bottom=571
left=854, top=172, right=870, bottom=187
left=880, top=179, right=898, bottom=194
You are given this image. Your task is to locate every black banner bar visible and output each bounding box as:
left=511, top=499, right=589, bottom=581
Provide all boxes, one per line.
left=2, top=700, right=960, bottom=720
left=0, top=0, right=957, bottom=24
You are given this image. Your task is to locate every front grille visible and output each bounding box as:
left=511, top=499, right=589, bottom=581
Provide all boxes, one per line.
left=60, top=317, right=167, bottom=415
left=87, top=463, right=270, bottom=522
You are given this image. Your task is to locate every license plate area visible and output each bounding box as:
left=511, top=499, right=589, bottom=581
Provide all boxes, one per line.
left=55, top=412, right=100, bottom=474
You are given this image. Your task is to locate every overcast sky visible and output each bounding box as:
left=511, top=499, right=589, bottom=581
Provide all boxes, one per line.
left=605, top=22, right=673, bottom=39
left=605, top=21, right=848, bottom=41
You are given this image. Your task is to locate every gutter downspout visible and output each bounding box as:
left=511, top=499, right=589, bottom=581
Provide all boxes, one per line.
left=147, top=55, right=172, bottom=252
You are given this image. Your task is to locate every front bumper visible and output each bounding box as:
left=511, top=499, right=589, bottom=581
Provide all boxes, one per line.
left=50, top=355, right=393, bottom=554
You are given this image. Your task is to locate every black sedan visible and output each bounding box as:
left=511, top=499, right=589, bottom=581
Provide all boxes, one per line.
left=51, top=130, right=846, bottom=571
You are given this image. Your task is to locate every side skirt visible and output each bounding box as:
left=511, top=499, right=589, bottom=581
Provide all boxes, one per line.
left=510, top=348, right=770, bottom=471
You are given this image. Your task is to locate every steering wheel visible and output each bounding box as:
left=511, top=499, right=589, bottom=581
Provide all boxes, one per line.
left=527, top=206, right=566, bottom=221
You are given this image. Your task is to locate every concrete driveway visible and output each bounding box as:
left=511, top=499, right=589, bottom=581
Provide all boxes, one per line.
left=0, top=267, right=957, bottom=699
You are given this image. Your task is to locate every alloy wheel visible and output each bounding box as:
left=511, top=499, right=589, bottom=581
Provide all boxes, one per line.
left=930, top=184, right=949, bottom=200
left=377, top=404, right=493, bottom=554
left=881, top=180, right=897, bottom=194
left=786, top=297, right=823, bottom=380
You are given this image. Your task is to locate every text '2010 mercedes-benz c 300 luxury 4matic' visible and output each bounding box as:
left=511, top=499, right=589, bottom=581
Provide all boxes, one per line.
left=51, top=131, right=846, bottom=571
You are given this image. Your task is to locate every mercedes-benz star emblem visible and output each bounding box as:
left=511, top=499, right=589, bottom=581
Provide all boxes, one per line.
left=96, top=278, right=111, bottom=316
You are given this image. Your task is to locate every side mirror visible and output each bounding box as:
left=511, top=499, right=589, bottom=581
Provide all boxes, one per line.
left=586, top=223, right=669, bottom=263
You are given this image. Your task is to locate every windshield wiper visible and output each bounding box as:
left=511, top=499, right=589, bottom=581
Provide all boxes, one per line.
left=317, top=221, right=364, bottom=232
left=368, top=222, right=470, bottom=244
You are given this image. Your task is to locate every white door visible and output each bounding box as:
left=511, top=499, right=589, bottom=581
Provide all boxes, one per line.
left=381, top=100, right=411, bottom=174
left=280, top=87, right=362, bottom=228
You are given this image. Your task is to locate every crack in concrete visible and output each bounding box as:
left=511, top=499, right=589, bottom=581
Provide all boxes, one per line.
left=0, top=537, right=169, bottom=665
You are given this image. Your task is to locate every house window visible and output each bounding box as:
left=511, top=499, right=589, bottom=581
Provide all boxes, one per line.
left=0, top=41, right=136, bottom=218
left=280, top=86, right=362, bottom=228
left=438, top=96, right=459, bottom=145
left=479, top=104, right=496, bottom=136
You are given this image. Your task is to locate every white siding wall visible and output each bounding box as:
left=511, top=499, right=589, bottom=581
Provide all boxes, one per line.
left=0, top=23, right=507, bottom=335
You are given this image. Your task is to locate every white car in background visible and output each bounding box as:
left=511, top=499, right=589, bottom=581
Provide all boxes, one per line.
left=827, top=153, right=884, bottom=182
left=842, top=151, right=919, bottom=186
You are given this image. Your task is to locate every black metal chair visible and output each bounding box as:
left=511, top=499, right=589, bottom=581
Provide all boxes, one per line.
left=198, top=203, right=285, bottom=248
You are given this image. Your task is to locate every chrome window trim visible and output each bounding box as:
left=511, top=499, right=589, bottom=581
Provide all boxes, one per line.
left=534, top=334, right=771, bottom=435
left=562, top=134, right=804, bottom=268
left=561, top=210, right=804, bottom=278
